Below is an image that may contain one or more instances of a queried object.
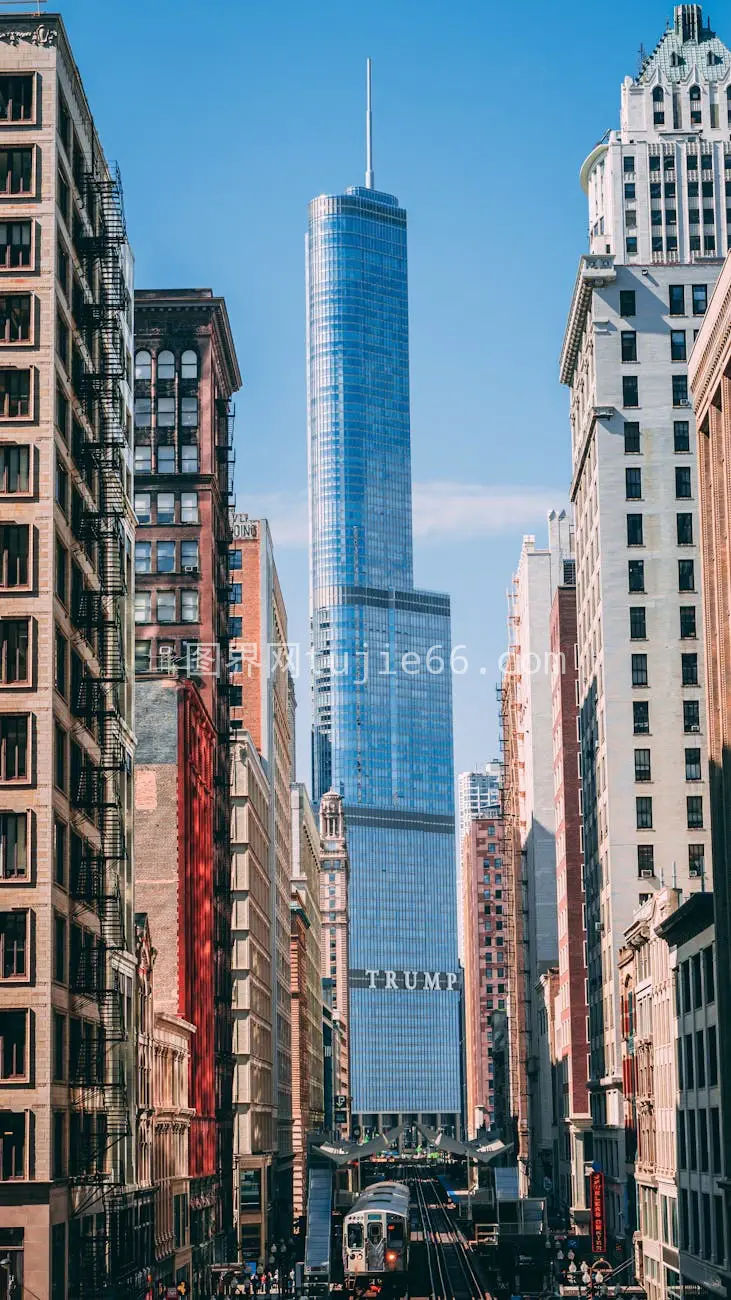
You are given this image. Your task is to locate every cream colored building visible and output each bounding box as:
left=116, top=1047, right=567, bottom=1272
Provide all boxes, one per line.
left=318, top=790, right=349, bottom=1132
left=290, top=783, right=324, bottom=1217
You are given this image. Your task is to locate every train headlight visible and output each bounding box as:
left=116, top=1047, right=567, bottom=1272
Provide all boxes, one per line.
left=386, top=1251, right=397, bottom=1264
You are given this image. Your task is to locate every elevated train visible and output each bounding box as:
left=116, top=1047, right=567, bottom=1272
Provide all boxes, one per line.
left=343, top=1181, right=410, bottom=1290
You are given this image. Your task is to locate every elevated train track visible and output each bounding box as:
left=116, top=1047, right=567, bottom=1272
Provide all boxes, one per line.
left=411, top=1177, right=487, bottom=1300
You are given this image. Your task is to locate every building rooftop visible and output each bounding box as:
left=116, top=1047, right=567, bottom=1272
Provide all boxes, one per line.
left=636, top=4, right=730, bottom=84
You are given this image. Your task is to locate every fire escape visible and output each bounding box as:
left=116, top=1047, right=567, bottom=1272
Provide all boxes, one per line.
left=67, top=154, right=138, bottom=1297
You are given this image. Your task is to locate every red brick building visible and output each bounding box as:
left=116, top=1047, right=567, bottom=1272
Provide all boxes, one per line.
left=132, top=290, right=241, bottom=1284
left=549, top=580, right=590, bottom=1230
left=461, top=813, right=508, bottom=1137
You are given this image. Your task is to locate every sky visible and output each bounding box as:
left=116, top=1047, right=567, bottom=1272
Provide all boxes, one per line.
left=56, top=0, right=691, bottom=785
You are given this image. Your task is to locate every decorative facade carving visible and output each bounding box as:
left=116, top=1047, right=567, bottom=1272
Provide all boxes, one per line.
left=0, top=24, right=57, bottom=46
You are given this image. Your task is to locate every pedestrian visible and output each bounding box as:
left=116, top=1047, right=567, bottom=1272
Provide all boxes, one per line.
left=265, top=1272, right=272, bottom=1296
left=252, top=1274, right=260, bottom=1298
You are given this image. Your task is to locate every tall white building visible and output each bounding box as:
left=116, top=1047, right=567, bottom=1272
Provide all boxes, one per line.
left=501, top=511, right=573, bottom=1192
left=458, top=763, right=501, bottom=844
left=560, top=2, right=726, bottom=1252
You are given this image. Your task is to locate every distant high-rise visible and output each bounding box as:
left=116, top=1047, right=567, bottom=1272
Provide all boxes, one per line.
left=458, top=764, right=501, bottom=844
left=306, top=64, right=461, bottom=1131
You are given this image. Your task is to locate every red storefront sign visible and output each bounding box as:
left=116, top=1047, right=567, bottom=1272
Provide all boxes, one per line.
left=590, top=1170, right=607, bottom=1254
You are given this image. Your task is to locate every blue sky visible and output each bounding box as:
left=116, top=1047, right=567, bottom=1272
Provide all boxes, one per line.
left=59, top=0, right=693, bottom=783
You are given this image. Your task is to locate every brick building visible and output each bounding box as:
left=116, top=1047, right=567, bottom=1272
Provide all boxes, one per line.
left=461, top=813, right=508, bottom=1137
left=228, top=514, right=294, bottom=1241
left=134, top=676, right=219, bottom=1296
left=549, top=578, right=590, bottom=1228
left=133, top=288, right=241, bottom=1274
left=0, top=15, right=147, bottom=1298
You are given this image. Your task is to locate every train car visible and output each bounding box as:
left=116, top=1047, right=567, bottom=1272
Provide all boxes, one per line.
left=343, top=1181, right=410, bottom=1290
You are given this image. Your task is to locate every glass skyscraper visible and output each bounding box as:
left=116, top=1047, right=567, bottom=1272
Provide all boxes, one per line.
left=306, top=115, right=461, bottom=1128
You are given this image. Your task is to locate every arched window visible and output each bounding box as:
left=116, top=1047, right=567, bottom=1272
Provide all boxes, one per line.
left=652, top=86, right=665, bottom=124
left=157, top=350, right=175, bottom=380
left=181, top=349, right=198, bottom=380
left=135, top=350, right=151, bottom=381
left=690, top=84, right=702, bottom=124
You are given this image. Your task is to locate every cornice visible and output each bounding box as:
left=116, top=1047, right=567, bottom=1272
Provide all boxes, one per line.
left=689, top=261, right=731, bottom=421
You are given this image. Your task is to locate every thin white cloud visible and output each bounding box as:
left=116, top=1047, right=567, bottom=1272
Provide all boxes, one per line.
left=241, top=483, right=565, bottom=550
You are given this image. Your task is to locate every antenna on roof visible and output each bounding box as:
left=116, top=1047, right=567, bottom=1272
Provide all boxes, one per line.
left=365, top=57, right=374, bottom=190
left=637, top=42, right=647, bottom=75
left=0, top=0, right=47, bottom=9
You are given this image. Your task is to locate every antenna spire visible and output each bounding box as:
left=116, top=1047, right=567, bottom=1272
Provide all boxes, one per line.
left=365, top=57, right=374, bottom=189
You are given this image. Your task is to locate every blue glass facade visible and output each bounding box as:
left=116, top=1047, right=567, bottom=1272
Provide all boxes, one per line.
left=307, top=185, right=461, bottom=1121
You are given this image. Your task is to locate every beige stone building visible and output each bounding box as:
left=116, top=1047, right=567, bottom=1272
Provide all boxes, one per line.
left=318, top=790, right=349, bottom=1134
left=290, top=783, right=324, bottom=1218
left=0, top=14, right=142, bottom=1299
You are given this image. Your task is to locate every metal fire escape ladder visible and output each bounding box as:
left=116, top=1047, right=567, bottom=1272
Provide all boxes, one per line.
left=66, top=157, right=134, bottom=1295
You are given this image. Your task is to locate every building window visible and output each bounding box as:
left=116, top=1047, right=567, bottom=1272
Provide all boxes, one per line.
left=134, top=492, right=151, bottom=524
left=623, top=375, right=639, bottom=407
left=633, top=701, right=650, bottom=734
left=54, top=914, right=66, bottom=983
left=0, top=294, right=30, bottom=345
left=0, top=1112, right=26, bottom=1179
left=229, top=616, right=243, bottom=639
left=134, top=442, right=151, bottom=473
left=0, top=147, right=33, bottom=195
left=621, top=331, right=638, bottom=362
left=0, top=445, right=29, bottom=495
left=229, top=548, right=242, bottom=571
left=0, top=813, right=27, bottom=879
left=0, top=619, right=29, bottom=686
left=680, top=606, right=697, bottom=638
left=672, top=375, right=689, bottom=406
left=636, top=797, right=653, bottom=829
left=626, top=237, right=638, bottom=255
left=628, top=559, right=645, bottom=592
left=624, top=156, right=635, bottom=172
left=685, top=748, right=702, bottom=781
left=632, top=654, right=648, bottom=687
left=625, top=467, right=642, bottom=499
left=689, top=844, right=705, bottom=878
left=54, top=818, right=65, bottom=888
left=0, top=717, right=28, bottom=782
left=52, top=1012, right=65, bottom=1082
left=52, top=1112, right=65, bottom=1179
left=624, top=422, right=641, bottom=453
left=181, top=349, right=198, bottom=379
left=671, top=329, right=687, bottom=361
left=675, top=421, right=690, bottom=451
left=693, top=284, right=708, bottom=315
left=134, top=350, right=152, bottom=381
left=630, top=607, right=647, bottom=640
left=229, top=582, right=242, bottom=604
left=157, top=445, right=175, bottom=474
left=157, top=492, right=175, bottom=524
left=0, top=370, right=30, bottom=419
left=677, top=513, right=693, bottom=545
left=634, top=748, right=651, bottom=782
left=134, top=542, right=151, bottom=575
left=620, top=290, right=636, bottom=316
left=134, top=397, right=151, bottom=430
left=181, top=540, right=199, bottom=573
left=157, top=591, right=176, bottom=624
left=157, top=541, right=175, bottom=574
left=0, top=912, right=26, bottom=978
left=687, top=796, right=704, bottom=829
left=678, top=559, right=695, bottom=591
left=181, top=444, right=198, bottom=473
left=54, top=629, right=66, bottom=699
left=134, top=591, right=151, bottom=624
left=181, top=589, right=199, bottom=623
left=0, top=1010, right=27, bottom=1080
left=627, top=514, right=644, bottom=546
left=684, top=699, right=701, bottom=733
left=157, top=350, right=175, bottom=380
left=0, top=221, right=31, bottom=270
left=638, top=845, right=655, bottom=877
left=135, top=640, right=151, bottom=674
left=669, top=284, right=685, bottom=315
left=181, top=396, right=198, bottom=428
left=181, top=491, right=198, bottom=523
left=676, top=466, right=692, bottom=498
